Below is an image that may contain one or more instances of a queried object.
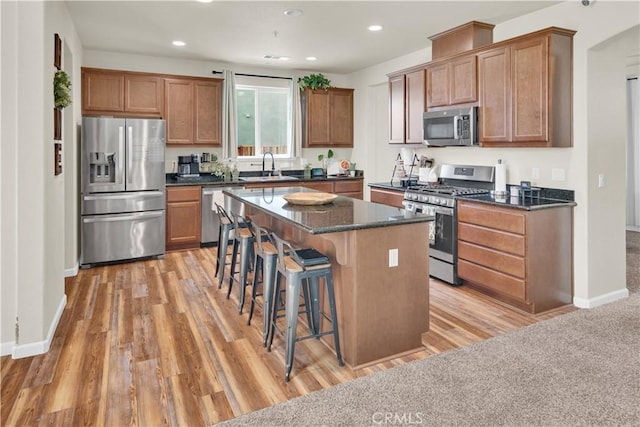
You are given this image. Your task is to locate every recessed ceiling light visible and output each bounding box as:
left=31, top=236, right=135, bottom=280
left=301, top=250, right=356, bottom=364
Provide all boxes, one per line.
left=284, top=9, right=303, bottom=17
left=306, top=56, right=317, bottom=61
left=368, top=25, right=383, bottom=32
left=279, top=56, right=290, bottom=61
left=196, top=0, right=213, bottom=3
left=172, top=40, right=186, bottom=47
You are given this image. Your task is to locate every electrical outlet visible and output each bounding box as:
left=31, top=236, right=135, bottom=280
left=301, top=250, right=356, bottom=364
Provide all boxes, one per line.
left=551, top=168, right=565, bottom=181
left=388, top=248, right=398, bottom=267
left=598, top=173, right=605, bottom=188
left=531, top=168, right=540, bottom=180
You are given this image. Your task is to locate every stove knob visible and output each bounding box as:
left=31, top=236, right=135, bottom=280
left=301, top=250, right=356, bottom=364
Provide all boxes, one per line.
left=434, top=197, right=441, bottom=205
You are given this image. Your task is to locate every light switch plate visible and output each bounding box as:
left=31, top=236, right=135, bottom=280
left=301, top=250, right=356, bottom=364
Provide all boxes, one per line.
left=531, top=168, right=540, bottom=180
left=551, top=168, right=565, bottom=181
left=389, top=248, right=398, bottom=267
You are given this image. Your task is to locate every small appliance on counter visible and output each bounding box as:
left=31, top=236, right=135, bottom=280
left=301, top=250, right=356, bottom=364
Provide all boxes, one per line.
left=178, top=155, right=200, bottom=177
left=391, top=153, right=419, bottom=187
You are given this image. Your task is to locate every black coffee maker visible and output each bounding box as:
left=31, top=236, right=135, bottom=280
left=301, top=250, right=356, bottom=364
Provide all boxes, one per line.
left=178, top=155, right=199, bottom=176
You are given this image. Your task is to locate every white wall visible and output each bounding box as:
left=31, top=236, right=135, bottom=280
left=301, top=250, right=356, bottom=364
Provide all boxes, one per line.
left=346, top=1, right=640, bottom=307
left=0, top=0, right=82, bottom=357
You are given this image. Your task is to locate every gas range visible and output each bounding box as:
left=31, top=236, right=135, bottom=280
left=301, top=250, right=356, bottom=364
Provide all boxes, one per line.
left=402, top=164, right=495, bottom=286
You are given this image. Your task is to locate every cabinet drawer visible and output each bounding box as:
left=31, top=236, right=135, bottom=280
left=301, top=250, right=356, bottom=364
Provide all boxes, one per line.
left=458, top=222, right=525, bottom=256
left=334, top=180, right=362, bottom=193
left=458, top=241, right=525, bottom=278
left=458, top=201, right=525, bottom=234
left=301, top=181, right=334, bottom=192
left=458, top=259, right=526, bottom=301
left=370, top=188, right=405, bottom=208
left=167, top=186, right=201, bottom=202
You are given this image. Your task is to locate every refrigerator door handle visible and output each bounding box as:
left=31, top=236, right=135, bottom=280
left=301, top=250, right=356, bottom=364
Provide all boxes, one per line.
left=127, top=125, right=133, bottom=186
left=119, top=126, right=126, bottom=186
left=83, top=190, right=164, bottom=201
left=83, top=210, right=164, bottom=223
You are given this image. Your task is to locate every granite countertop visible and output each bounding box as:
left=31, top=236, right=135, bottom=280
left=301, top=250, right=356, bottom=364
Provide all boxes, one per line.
left=369, top=181, right=576, bottom=211
left=166, top=171, right=364, bottom=187
left=368, top=182, right=407, bottom=192
left=459, top=192, right=577, bottom=210
left=223, top=186, right=433, bottom=235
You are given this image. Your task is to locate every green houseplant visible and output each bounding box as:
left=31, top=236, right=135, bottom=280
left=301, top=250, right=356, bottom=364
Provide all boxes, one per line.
left=53, top=70, right=72, bottom=109
left=317, top=149, right=334, bottom=174
left=297, top=73, right=331, bottom=91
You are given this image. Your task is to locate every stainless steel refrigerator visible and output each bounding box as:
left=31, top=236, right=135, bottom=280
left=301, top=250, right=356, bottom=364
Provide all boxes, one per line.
left=81, top=117, right=165, bottom=267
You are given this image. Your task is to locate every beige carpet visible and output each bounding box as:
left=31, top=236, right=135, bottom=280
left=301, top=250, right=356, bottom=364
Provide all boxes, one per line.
left=220, top=232, right=640, bottom=426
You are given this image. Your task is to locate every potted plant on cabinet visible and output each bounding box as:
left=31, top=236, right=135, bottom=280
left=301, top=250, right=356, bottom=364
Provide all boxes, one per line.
left=297, top=73, right=331, bottom=91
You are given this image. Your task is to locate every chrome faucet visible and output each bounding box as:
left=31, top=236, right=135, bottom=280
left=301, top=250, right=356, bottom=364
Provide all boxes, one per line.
left=262, top=152, right=275, bottom=176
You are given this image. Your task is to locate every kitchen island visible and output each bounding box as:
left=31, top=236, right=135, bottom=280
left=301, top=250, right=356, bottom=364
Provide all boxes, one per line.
left=223, top=187, right=434, bottom=368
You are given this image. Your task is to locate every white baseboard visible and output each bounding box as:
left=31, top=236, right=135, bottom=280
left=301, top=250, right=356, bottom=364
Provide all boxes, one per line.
left=627, top=225, right=640, bottom=232
left=573, top=288, right=630, bottom=309
left=64, top=261, right=79, bottom=277
left=1, top=340, right=16, bottom=357
left=12, top=294, right=67, bottom=359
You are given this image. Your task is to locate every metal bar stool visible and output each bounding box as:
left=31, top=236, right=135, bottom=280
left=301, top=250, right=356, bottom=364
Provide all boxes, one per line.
left=214, top=202, right=234, bottom=288
left=227, top=211, right=255, bottom=314
left=246, top=223, right=278, bottom=346
left=267, top=233, right=344, bottom=381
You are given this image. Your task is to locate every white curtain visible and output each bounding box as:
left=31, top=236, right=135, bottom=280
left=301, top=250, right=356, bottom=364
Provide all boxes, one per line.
left=627, top=77, right=640, bottom=229
left=222, top=69, right=237, bottom=159
left=291, top=79, right=303, bottom=158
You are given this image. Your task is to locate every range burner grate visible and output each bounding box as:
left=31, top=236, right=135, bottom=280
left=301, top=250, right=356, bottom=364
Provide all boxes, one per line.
left=406, top=184, right=490, bottom=197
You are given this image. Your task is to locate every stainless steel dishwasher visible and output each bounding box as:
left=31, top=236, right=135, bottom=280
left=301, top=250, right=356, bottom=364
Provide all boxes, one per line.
left=201, top=186, right=245, bottom=246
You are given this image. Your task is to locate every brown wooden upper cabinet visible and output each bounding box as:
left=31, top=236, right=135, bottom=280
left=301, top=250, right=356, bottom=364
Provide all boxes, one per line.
left=164, top=77, right=222, bottom=146
left=82, top=68, right=163, bottom=117
left=478, top=28, right=575, bottom=147
left=426, top=54, right=477, bottom=108
left=388, top=67, right=426, bottom=144
left=302, top=87, right=354, bottom=148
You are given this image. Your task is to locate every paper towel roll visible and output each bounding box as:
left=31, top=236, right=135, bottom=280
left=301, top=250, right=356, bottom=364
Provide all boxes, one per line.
left=419, top=168, right=430, bottom=183
left=495, top=160, right=507, bottom=193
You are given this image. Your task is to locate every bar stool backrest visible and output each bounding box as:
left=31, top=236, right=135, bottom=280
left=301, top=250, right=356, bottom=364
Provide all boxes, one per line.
left=230, top=210, right=253, bottom=237
left=271, top=232, right=305, bottom=271
left=251, top=222, right=273, bottom=253
left=215, top=202, right=233, bottom=224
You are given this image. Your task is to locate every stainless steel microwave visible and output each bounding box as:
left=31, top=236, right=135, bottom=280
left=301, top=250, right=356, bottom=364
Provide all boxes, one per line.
left=423, top=107, right=478, bottom=146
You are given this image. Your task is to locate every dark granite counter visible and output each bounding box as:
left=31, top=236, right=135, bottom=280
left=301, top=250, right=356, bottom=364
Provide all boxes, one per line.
left=368, top=182, right=407, bottom=192
left=459, top=192, right=577, bottom=210
left=166, top=172, right=364, bottom=187
left=223, top=186, right=433, bottom=234
left=370, top=181, right=575, bottom=211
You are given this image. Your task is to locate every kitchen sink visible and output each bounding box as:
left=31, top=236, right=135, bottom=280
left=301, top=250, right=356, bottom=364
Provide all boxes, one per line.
left=239, top=175, right=299, bottom=182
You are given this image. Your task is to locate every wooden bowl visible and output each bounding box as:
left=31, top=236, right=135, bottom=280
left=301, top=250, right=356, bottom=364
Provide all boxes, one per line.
left=282, top=192, right=338, bottom=205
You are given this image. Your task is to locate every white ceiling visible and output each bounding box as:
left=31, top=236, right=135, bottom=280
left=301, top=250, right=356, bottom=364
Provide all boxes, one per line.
left=66, top=1, right=563, bottom=74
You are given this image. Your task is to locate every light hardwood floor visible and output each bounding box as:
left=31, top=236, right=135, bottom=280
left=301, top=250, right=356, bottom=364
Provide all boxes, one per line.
left=1, top=247, right=576, bottom=426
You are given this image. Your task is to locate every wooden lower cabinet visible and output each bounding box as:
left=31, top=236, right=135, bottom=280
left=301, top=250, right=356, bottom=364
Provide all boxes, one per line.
left=166, top=186, right=201, bottom=251
left=370, top=187, right=405, bottom=208
left=457, top=200, right=573, bottom=313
